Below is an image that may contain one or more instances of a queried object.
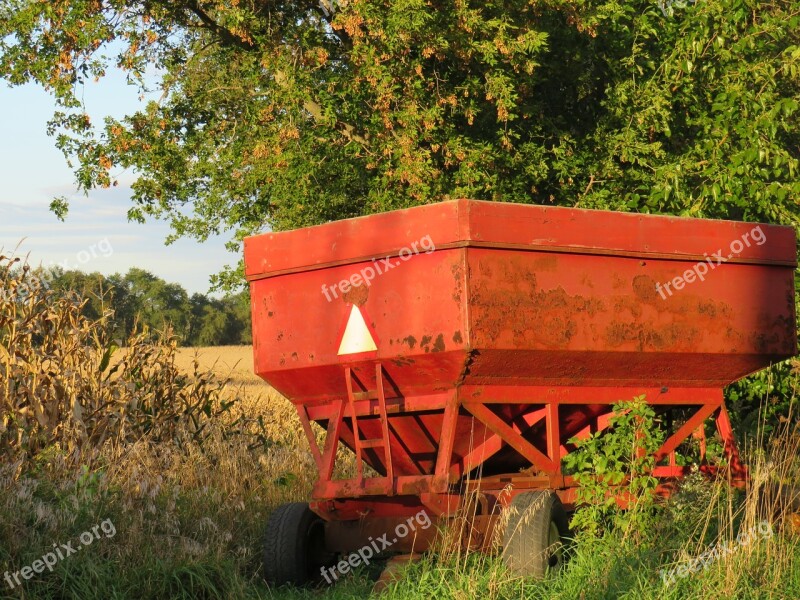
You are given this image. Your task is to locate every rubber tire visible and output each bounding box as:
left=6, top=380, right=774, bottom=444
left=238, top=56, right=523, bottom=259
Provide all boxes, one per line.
left=502, top=491, right=571, bottom=579
left=263, top=502, right=329, bottom=586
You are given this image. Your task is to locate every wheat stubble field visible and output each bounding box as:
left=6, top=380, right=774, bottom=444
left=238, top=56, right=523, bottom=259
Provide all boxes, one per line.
left=173, top=345, right=262, bottom=397
left=172, top=345, right=300, bottom=443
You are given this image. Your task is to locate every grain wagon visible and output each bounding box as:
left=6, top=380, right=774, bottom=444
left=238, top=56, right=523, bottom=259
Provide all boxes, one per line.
left=244, top=200, right=797, bottom=584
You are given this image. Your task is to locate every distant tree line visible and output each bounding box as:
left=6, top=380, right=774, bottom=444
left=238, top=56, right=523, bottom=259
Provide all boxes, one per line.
left=44, top=267, right=251, bottom=347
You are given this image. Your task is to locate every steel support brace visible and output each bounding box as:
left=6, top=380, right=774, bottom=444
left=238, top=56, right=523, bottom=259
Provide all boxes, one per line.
left=450, top=407, right=547, bottom=481
left=654, top=397, right=721, bottom=463
left=546, top=403, right=561, bottom=463
left=462, top=402, right=557, bottom=473
left=296, top=403, right=323, bottom=471
left=433, top=391, right=459, bottom=491
left=715, top=401, right=747, bottom=480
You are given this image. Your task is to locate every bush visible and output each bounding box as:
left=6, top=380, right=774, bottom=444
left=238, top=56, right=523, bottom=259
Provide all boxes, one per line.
left=563, top=396, right=665, bottom=536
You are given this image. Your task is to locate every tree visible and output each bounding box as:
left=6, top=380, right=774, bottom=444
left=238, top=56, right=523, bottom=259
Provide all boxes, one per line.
left=195, top=301, right=234, bottom=347
left=226, top=290, right=253, bottom=345
left=118, top=268, right=192, bottom=339
left=1, top=0, right=798, bottom=290
left=46, top=268, right=112, bottom=322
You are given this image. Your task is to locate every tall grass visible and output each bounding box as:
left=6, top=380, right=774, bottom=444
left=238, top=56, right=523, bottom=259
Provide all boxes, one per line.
left=0, top=254, right=263, bottom=467
left=368, top=420, right=800, bottom=600
left=0, top=255, right=313, bottom=598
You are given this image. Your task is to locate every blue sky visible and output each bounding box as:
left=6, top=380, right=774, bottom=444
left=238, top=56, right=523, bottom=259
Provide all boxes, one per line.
left=0, top=70, right=235, bottom=295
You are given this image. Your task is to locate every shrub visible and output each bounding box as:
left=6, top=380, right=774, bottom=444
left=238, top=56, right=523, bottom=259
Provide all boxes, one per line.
left=563, top=396, right=665, bottom=536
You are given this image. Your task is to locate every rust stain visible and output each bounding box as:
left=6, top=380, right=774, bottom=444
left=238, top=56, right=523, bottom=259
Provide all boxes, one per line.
left=613, top=295, right=643, bottom=319
left=391, top=357, right=415, bottom=367
left=611, top=273, right=627, bottom=289
left=605, top=292, right=737, bottom=352
left=750, top=311, right=796, bottom=354
left=456, top=349, right=480, bottom=386
left=469, top=255, right=604, bottom=349
left=402, top=335, right=417, bottom=349
left=750, top=332, right=773, bottom=354
left=432, top=334, right=445, bottom=353
left=604, top=321, right=700, bottom=352
left=531, top=255, right=558, bottom=271
left=632, top=274, right=658, bottom=302
left=420, top=335, right=433, bottom=352
left=342, top=284, right=369, bottom=306
left=467, top=253, right=755, bottom=355
left=451, top=263, right=464, bottom=304
left=453, top=331, right=463, bottom=344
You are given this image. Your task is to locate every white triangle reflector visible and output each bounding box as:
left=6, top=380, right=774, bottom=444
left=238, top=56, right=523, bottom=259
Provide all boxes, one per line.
left=337, top=305, right=378, bottom=355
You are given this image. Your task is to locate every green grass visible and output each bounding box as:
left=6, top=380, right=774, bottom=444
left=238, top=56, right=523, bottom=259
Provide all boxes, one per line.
left=2, top=421, right=797, bottom=600
left=2, top=465, right=798, bottom=600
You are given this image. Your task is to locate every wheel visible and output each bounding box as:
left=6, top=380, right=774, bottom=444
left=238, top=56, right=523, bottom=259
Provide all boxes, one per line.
left=502, top=490, right=571, bottom=578
left=263, top=502, right=331, bottom=586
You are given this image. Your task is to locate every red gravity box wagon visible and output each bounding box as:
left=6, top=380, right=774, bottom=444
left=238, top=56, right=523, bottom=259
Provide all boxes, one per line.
left=243, top=199, right=797, bottom=584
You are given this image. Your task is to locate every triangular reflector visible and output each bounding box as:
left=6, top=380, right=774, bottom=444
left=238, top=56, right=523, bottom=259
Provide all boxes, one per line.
left=337, top=305, right=378, bottom=355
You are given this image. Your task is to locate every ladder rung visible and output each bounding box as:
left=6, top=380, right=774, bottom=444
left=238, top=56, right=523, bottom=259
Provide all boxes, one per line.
left=360, top=438, right=385, bottom=448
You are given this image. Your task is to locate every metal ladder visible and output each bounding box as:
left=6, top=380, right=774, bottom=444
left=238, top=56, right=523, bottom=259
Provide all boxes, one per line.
left=344, top=363, right=394, bottom=492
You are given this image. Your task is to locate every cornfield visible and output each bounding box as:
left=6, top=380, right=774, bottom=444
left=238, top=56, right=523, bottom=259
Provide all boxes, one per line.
left=0, top=254, right=265, bottom=470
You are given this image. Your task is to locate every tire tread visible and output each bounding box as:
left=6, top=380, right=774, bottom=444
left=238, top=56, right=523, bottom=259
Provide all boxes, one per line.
left=502, top=490, right=570, bottom=579
left=263, top=502, right=317, bottom=586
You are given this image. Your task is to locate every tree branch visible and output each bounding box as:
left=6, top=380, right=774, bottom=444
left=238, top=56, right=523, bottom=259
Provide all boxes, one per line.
left=184, top=0, right=256, bottom=50
left=272, top=69, right=369, bottom=146
left=180, top=1, right=367, bottom=145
